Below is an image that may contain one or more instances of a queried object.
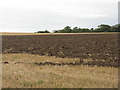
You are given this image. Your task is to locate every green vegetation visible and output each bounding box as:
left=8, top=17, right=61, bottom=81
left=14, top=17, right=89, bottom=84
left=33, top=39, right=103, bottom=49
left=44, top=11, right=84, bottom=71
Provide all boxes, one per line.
left=23, top=81, right=32, bottom=87
left=36, top=80, right=44, bottom=85
left=22, top=80, right=44, bottom=87
left=36, top=30, right=50, bottom=33
left=36, top=24, right=120, bottom=33
left=53, top=24, right=119, bottom=33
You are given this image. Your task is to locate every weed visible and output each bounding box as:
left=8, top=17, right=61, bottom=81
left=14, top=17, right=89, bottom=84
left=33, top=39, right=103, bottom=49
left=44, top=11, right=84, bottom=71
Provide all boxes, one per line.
left=36, top=80, right=44, bottom=85
left=23, top=81, right=32, bottom=87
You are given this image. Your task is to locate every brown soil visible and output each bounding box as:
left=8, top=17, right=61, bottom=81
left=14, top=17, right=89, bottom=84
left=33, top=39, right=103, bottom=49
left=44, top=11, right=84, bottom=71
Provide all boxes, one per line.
left=2, top=34, right=119, bottom=67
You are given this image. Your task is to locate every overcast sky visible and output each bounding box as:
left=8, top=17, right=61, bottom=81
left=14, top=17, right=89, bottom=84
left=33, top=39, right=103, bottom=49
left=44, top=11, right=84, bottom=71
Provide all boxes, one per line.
left=0, top=0, right=119, bottom=32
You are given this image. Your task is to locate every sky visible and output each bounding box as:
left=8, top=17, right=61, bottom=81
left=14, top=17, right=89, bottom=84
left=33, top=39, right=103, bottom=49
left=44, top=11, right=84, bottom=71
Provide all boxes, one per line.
left=0, top=0, right=119, bottom=32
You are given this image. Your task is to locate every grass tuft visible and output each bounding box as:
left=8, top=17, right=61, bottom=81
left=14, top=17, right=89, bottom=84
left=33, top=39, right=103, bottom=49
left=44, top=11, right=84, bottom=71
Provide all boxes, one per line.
left=23, top=81, right=32, bottom=87
left=35, top=80, right=44, bottom=85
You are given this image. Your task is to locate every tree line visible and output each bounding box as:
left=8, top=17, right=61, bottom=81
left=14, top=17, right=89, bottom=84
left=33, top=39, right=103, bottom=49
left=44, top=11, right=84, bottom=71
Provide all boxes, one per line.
left=36, top=24, right=120, bottom=33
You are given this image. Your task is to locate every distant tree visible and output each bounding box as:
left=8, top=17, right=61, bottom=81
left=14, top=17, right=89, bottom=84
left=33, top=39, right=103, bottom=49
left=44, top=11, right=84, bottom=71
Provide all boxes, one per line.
left=110, top=26, right=118, bottom=32
left=90, top=28, right=94, bottom=31
left=118, top=24, right=120, bottom=31
left=37, top=30, right=50, bottom=33
left=96, top=24, right=111, bottom=32
left=44, top=30, right=50, bottom=33
left=53, top=30, right=59, bottom=33
left=109, top=24, right=120, bottom=32
left=49, top=24, right=119, bottom=33
left=82, top=28, right=90, bottom=32
left=63, top=26, right=72, bottom=33
left=72, top=27, right=80, bottom=33
left=58, top=30, right=65, bottom=33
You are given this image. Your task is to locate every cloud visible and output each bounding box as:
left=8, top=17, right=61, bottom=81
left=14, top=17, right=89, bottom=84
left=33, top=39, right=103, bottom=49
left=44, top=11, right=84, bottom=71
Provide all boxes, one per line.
left=0, top=0, right=118, bottom=32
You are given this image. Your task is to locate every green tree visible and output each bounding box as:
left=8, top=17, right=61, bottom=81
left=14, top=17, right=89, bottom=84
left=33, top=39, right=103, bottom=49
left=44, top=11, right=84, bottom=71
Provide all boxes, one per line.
left=82, top=28, right=90, bottom=32
left=44, top=30, right=50, bottom=33
left=72, top=27, right=80, bottom=33
left=97, top=24, right=111, bottom=32
left=37, top=30, right=50, bottom=33
left=90, top=28, right=94, bottom=31
left=118, top=24, right=120, bottom=31
left=63, top=26, right=72, bottom=33
left=53, top=30, right=59, bottom=33
left=109, top=24, right=120, bottom=32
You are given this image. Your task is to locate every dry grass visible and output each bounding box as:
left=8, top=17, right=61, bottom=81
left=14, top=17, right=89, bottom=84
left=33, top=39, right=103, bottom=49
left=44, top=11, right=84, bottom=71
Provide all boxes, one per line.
left=2, top=54, right=118, bottom=88
left=1, top=32, right=119, bottom=36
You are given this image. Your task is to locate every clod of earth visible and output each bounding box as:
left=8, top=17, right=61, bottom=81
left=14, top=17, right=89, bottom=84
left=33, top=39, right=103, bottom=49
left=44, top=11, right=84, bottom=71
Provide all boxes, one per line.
left=2, top=34, right=119, bottom=67
left=3, top=61, right=9, bottom=64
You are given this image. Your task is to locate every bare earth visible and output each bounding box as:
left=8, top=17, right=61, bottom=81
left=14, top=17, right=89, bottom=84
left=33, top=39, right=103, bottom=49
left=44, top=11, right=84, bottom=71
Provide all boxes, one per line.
left=2, top=54, right=118, bottom=88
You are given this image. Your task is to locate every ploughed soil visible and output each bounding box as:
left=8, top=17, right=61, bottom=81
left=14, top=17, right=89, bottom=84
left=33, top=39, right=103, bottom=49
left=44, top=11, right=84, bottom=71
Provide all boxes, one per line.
left=2, top=34, right=119, bottom=67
